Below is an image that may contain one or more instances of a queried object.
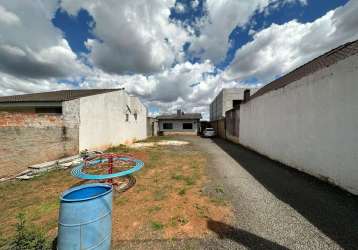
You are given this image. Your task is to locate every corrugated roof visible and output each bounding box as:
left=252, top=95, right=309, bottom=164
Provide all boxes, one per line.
left=0, top=89, right=121, bottom=103
left=249, top=39, right=358, bottom=101
left=157, top=113, right=202, bottom=120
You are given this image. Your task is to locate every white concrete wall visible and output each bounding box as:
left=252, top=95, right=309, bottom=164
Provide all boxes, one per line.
left=239, top=54, right=358, bottom=194
left=210, top=88, right=258, bottom=121
left=78, top=90, right=147, bottom=150
left=158, top=119, right=198, bottom=134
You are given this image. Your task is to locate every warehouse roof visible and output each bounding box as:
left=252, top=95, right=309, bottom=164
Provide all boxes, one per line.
left=0, top=89, right=121, bottom=103
left=249, top=39, right=358, bottom=100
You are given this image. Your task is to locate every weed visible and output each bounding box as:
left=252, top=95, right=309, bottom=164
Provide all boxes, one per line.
left=153, top=190, right=167, bottom=201
left=172, top=174, right=185, bottom=181
left=215, top=186, right=224, bottom=194
left=150, top=221, right=164, bottom=230
left=210, top=196, right=227, bottom=206
left=105, top=144, right=129, bottom=153
left=170, top=216, right=189, bottom=227
left=194, top=204, right=209, bottom=218
left=148, top=206, right=161, bottom=213
left=178, top=188, right=186, bottom=196
left=115, top=196, right=129, bottom=205
left=135, top=185, right=146, bottom=193
left=9, top=213, right=50, bottom=250
left=184, top=176, right=196, bottom=186
left=172, top=174, right=197, bottom=186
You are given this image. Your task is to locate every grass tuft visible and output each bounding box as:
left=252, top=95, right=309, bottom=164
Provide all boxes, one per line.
left=150, top=221, right=164, bottom=230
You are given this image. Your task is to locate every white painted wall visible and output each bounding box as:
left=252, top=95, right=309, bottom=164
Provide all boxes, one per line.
left=78, top=90, right=147, bottom=150
left=239, top=54, right=358, bottom=195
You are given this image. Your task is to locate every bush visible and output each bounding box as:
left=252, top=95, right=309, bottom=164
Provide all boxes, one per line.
left=10, top=213, right=50, bottom=250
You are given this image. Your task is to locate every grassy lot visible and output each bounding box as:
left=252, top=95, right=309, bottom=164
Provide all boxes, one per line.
left=0, top=136, right=232, bottom=247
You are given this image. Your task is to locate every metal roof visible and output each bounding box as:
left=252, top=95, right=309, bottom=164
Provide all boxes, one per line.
left=249, top=39, right=358, bottom=101
left=156, top=113, right=202, bottom=120
left=0, top=89, right=121, bottom=103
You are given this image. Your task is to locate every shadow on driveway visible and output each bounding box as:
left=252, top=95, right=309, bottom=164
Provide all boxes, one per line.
left=211, top=138, right=358, bottom=249
left=207, top=220, right=289, bottom=249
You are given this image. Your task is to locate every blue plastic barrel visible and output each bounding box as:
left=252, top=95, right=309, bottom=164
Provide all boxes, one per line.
left=58, top=183, right=113, bottom=250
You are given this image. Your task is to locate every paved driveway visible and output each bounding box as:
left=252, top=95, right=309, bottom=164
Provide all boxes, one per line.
left=184, top=136, right=358, bottom=250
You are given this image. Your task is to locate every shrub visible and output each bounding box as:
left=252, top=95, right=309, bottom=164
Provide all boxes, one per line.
left=10, top=213, right=49, bottom=250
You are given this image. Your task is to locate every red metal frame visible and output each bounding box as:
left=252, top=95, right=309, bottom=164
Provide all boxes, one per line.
left=83, top=153, right=135, bottom=186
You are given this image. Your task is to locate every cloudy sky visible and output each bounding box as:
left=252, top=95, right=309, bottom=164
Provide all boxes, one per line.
left=0, top=0, right=358, bottom=119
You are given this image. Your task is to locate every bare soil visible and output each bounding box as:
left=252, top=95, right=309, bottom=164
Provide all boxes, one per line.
left=0, top=137, right=233, bottom=247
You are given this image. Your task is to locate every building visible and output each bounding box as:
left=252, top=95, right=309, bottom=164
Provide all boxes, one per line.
left=0, top=89, right=147, bottom=177
left=147, top=117, right=158, bottom=137
left=223, top=40, right=358, bottom=195
left=209, top=88, right=258, bottom=121
left=157, top=110, right=202, bottom=135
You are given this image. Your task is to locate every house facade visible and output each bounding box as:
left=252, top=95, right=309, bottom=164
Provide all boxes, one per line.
left=0, top=89, right=147, bottom=177
left=157, top=110, right=201, bottom=135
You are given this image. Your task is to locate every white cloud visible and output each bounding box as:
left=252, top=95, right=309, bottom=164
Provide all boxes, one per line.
left=189, top=0, right=310, bottom=64
left=77, top=60, right=257, bottom=120
left=192, top=0, right=200, bottom=9
left=0, top=5, right=20, bottom=26
left=0, top=71, right=73, bottom=96
left=0, top=1, right=85, bottom=79
left=0, top=0, right=357, bottom=120
left=60, top=0, right=190, bottom=74
left=175, top=2, right=186, bottom=13
left=224, top=0, right=358, bottom=83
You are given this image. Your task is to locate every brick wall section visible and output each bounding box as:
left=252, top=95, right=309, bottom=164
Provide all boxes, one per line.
left=0, top=112, right=79, bottom=177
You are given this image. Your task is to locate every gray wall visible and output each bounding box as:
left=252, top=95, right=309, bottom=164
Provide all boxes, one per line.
left=210, top=88, right=257, bottom=121
left=239, top=53, right=358, bottom=195
left=147, top=117, right=158, bottom=137
left=158, top=119, right=199, bottom=134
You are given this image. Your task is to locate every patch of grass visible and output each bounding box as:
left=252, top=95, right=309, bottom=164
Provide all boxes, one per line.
left=150, top=221, right=164, bottom=230
left=172, top=173, right=198, bottom=186
left=135, top=185, right=146, bottom=193
left=0, top=235, right=7, bottom=248
left=184, top=176, right=196, bottom=186
left=153, top=189, right=167, bottom=201
left=215, top=186, right=225, bottom=194
left=194, top=204, right=209, bottom=218
left=9, top=213, right=50, bottom=250
left=210, top=196, right=227, bottom=206
left=105, top=144, right=130, bottom=153
left=148, top=205, right=161, bottom=213
left=115, top=196, right=129, bottom=205
left=178, top=188, right=186, bottom=196
left=172, top=174, right=185, bottom=181
left=170, top=216, right=189, bottom=227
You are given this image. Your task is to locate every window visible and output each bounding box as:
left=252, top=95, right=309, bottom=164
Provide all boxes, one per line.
left=232, top=100, right=241, bottom=108
left=35, top=107, right=62, bottom=114
left=182, top=123, right=193, bottom=129
left=163, top=123, right=173, bottom=129
left=125, top=113, right=129, bottom=122
left=134, top=113, right=137, bottom=120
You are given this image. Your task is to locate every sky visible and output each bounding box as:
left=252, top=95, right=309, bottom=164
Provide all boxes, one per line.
left=0, top=0, right=357, bottom=119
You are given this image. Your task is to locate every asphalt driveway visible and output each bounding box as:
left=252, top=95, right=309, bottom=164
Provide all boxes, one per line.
left=186, top=136, right=358, bottom=250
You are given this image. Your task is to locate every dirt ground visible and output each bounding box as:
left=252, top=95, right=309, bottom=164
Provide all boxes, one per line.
left=0, top=136, right=233, bottom=247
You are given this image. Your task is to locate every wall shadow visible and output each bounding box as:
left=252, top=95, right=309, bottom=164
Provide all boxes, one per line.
left=207, top=220, right=289, bottom=249
left=211, top=138, right=358, bottom=249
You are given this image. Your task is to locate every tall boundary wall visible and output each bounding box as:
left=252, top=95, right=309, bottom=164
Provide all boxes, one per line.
left=239, top=53, right=358, bottom=195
